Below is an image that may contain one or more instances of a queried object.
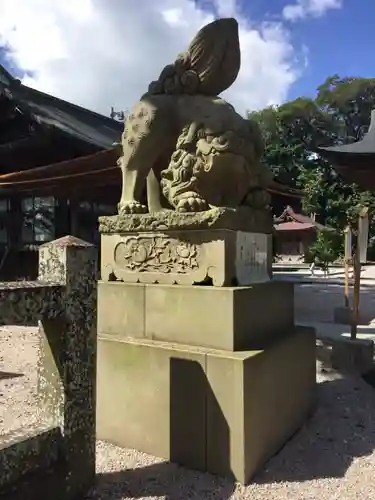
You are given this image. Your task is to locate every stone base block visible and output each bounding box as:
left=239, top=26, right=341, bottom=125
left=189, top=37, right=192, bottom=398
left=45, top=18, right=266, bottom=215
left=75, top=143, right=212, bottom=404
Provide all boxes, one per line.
left=97, top=326, right=316, bottom=484
left=331, top=337, right=374, bottom=374
left=317, top=337, right=374, bottom=375
left=97, top=280, right=294, bottom=351
left=99, top=208, right=272, bottom=287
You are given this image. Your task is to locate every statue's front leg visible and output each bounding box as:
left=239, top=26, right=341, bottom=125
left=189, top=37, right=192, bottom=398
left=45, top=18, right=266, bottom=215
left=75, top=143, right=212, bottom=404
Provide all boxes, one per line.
left=118, top=160, right=148, bottom=214
left=118, top=100, right=171, bottom=214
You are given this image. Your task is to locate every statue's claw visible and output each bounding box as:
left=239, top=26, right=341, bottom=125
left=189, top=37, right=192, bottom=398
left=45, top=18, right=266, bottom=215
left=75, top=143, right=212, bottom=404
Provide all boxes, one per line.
left=176, top=195, right=208, bottom=213
left=118, top=201, right=148, bottom=215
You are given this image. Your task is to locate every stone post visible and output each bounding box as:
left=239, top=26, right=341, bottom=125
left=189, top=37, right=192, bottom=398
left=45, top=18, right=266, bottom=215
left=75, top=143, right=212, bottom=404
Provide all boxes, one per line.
left=37, top=235, right=97, bottom=499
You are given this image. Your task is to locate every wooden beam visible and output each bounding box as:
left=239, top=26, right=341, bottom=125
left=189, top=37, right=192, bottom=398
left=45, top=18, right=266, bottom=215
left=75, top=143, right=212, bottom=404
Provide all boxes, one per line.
left=344, top=225, right=352, bottom=309
left=351, top=249, right=361, bottom=340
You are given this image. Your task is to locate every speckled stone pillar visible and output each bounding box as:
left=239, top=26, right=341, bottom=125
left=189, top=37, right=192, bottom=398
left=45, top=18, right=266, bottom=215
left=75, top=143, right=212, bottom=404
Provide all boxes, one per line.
left=37, top=235, right=97, bottom=499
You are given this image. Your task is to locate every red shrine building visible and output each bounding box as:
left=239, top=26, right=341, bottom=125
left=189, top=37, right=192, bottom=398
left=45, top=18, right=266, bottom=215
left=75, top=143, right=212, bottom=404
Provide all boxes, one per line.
left=273, top=206, right=332, bottom=263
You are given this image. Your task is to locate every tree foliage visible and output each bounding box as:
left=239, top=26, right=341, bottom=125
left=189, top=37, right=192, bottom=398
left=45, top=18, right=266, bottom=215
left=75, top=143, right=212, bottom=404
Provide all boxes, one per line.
left=306, top=231, right=343, bottom=269
left=249, top=75, right=375, bottom=247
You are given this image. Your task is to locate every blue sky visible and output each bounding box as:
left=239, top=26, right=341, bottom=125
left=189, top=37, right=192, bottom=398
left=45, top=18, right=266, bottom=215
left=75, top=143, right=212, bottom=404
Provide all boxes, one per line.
left=225, top=0, right=375, bottom=100
left=282, top=0, right=375, bottom=99
left=0, top=0, right=373, bottom=114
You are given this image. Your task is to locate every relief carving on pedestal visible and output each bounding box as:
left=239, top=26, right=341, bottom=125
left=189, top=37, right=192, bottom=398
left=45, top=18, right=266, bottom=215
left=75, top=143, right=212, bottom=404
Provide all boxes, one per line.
left=113, top=236, right=199, bottom=274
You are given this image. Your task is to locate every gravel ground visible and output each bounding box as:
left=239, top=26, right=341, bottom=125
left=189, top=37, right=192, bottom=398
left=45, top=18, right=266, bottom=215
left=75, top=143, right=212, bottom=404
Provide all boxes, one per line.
left=2, top=325, right=375, bottom=500
left=0, top=326, right=42, bottom=435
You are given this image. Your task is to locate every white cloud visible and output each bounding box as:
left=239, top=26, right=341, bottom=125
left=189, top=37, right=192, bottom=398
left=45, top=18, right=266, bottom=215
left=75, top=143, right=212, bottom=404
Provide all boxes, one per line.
left=0, top=0, right=302, bottom=116
left=282, top=0, right=342, bottom=22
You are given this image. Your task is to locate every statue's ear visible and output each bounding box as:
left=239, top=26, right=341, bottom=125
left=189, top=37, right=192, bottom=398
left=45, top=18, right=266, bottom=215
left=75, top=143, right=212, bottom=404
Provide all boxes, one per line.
left=187, top=18, right=241, bottom=96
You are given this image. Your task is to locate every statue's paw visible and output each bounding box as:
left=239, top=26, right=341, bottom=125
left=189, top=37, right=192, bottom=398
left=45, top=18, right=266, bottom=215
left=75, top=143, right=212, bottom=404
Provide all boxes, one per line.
left=118, top=200, right=148, bottom=215
left=176, top=196, right=208, bottom=213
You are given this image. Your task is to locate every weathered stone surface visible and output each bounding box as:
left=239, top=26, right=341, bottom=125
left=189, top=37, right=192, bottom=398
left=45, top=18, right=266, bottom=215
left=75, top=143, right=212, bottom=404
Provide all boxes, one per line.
left=0, top=282, right=62, bottom=326
left=37, top=235, right=97, bottom=499
left=97, top=326, right=316, bottom=485
left=99, top=206, right=273, bottom=234
left=101, top=229, right=271, bottom=286
left=0, top=461, right=65, bottom=500
left=0, top=235, right=97, bottom=500
left=0, top=424, right=61, bottom=489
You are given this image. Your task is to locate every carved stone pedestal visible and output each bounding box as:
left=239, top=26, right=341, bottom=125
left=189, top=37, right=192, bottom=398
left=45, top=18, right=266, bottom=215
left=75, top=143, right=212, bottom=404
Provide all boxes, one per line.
left=97, top=209, right=316, bottom=484
left=99, top=207, right=273, bottom=286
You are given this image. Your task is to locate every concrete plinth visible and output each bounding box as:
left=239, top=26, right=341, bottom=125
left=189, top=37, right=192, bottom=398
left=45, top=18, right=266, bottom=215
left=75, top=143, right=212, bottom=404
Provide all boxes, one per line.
left=331, top=337, right=374, bottom=374
left=98, top=280, right=294, bottom=351
left=97, top=326, right=316, bottom=484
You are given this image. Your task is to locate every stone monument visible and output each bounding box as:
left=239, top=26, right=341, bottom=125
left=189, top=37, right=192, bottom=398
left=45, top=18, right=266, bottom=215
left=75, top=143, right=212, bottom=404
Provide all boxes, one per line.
left=96, top=17, right=316, bottom=484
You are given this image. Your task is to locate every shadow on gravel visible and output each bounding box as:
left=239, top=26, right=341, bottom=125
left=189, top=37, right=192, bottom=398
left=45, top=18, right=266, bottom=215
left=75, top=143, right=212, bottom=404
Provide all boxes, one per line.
left=0, top=370, right=23, bottom=380
left=91, top=462, right=235, bottom=500
left=90, top=376, right=375, bottom=497
left=253, top=376, right=375, bottom=484
left=362, top=367, right=375, bottom=389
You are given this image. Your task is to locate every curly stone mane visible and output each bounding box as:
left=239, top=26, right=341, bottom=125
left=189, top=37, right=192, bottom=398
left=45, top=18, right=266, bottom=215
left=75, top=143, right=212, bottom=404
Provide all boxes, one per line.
left=147, top=18, right=241, bottom=97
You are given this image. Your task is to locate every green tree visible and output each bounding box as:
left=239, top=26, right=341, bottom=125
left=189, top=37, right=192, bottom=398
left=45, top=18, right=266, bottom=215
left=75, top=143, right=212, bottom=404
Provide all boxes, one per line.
left=316, top=75, right=375, bottom=142
left=250, top=75, right=375, bottom=242
left=307, top=231, right=343, bottom=269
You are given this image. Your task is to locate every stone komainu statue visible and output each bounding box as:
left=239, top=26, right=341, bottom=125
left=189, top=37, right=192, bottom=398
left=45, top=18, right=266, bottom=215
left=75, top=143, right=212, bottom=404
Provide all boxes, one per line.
left=118, top=17, right=272, bottom=215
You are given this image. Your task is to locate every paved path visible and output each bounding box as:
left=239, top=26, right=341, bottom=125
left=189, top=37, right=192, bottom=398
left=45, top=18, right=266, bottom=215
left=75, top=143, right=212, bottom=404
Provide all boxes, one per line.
left=274, top=265, right=375, bottom=343
left=299, top=320, right=375, bottom=343
left=273, top=264, right=375, bottom=287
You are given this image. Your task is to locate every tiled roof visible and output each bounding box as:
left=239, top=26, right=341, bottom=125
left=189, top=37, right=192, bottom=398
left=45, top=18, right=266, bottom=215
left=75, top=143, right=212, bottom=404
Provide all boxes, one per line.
left=319, top=110, right=375, bottom=156
left=317, top=110, right=375, bottom=193
left=274, top=221, right=316, bottom=231
left=274, top=205, right=333, bottom=231
left=0, top=65, right=123, bottom=149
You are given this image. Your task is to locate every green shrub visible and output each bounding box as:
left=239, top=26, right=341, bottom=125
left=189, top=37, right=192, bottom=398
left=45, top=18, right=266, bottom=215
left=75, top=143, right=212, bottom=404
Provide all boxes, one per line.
left=307, top=231, right=343, bottom=269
